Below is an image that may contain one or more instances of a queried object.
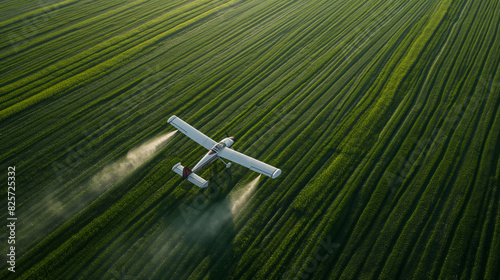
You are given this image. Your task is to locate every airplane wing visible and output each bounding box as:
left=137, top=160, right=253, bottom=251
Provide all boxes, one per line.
left=217, top=148, right=281, bottom=178
left=168, top=115, right=216, bottom=150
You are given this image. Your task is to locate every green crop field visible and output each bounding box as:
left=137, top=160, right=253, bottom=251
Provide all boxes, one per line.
left=1, top=0, right=499, bottom=279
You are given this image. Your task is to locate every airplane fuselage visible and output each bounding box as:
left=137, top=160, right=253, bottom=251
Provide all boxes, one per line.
left=192, top=137, right=234, bottom=173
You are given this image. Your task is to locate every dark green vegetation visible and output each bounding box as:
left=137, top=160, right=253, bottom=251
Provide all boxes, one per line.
left=1, top=0, right=499, bottom=278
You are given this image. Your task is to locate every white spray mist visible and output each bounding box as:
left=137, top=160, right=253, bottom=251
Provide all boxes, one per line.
left=20, top=130, right=178, bottom=248
left=91, top=130, right=177, bottom=192
left=231, top=175, right=261, bottom=214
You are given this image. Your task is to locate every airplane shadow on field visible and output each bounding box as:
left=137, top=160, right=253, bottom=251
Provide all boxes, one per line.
left=198, top=167, right=263, bottom=280
left=183, top=198, right=238, bottom=280
left=184, top=166, right=239, bottom=280
left=151, top=166, right=241, bottom=279
left=117, top=162, right=258, bottom=279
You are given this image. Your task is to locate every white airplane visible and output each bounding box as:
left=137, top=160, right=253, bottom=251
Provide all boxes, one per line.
left=168, top=115, right=281, bottom=188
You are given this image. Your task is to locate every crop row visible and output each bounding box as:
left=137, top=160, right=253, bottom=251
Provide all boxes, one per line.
left=1, top=0, right=498, bottom=279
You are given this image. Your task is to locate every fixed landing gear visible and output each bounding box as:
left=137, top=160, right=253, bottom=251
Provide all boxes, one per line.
left=219, top=158, right=232, bottom=168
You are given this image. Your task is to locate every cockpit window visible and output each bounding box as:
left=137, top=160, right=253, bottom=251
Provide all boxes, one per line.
left=212, top=142, right=226, bottom=153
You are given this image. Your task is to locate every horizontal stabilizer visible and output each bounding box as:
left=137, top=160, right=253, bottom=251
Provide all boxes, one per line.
left=172, top=163, right=209, bottom=188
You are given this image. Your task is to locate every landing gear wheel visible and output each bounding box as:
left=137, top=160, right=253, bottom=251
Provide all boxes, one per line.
left=226, top=162, right=232, bottom=168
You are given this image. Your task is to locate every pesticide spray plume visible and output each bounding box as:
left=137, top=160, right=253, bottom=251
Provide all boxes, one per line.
left=20, top=130, right=178, bottom=248
left=186, top=175, right=262, bottom=239
left=91, top=130, right=177, bottom=192
left=144, top=174, right=262, bottom=268
left=231, top=175, right=261, bottom=214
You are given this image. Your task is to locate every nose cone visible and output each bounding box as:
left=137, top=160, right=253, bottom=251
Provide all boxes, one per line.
left=229, top=137, right=235, bottom=141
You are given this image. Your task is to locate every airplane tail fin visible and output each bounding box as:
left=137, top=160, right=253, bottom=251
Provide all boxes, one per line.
left=172, top=163, right=209, bottom=188
left=182, top=166, right=192, bottom=179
